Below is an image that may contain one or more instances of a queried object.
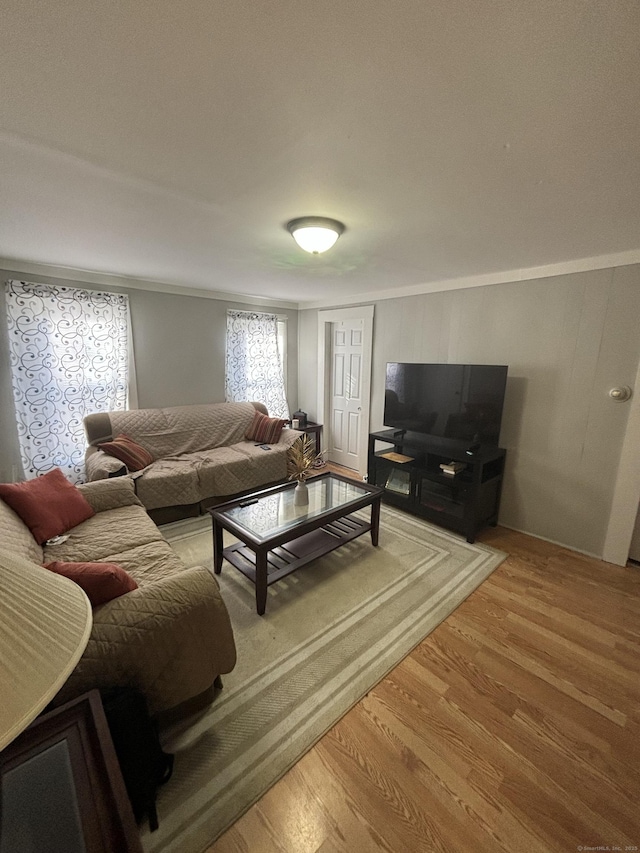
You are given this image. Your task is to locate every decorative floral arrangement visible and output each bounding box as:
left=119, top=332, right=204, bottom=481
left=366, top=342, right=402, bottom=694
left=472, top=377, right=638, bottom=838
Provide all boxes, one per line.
left=287, top=435, right=317, bottom=482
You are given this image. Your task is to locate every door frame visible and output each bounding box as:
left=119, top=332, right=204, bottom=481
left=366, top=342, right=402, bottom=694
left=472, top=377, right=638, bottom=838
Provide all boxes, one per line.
left=317, top=306, right=374, bottom=475
left=603, top=354, right=640, bottom=565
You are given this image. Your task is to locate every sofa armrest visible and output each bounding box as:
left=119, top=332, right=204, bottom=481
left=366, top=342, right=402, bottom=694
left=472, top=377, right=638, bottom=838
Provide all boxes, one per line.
left=53, top=566, right=237, bottom=714
left=77, top=477, right=144, bottom=513
left=278, top=427, right=304, bottom=448
left=85, top=446, right=127, bottom=481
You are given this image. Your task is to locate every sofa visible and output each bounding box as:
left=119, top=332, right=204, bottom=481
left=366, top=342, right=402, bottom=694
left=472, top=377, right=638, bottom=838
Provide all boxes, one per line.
left=84, top=401, right=301, bottom=523
left=0, top=476, right=237, bottom=715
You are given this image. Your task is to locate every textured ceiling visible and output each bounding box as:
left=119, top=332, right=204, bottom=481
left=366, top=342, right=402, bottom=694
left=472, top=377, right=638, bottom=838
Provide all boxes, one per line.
left=1, top=0, right=639, bottom=305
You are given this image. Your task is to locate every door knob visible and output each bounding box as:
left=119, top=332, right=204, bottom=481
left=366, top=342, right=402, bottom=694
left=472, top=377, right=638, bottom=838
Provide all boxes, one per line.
left=609, top=386, right=632, bottom=402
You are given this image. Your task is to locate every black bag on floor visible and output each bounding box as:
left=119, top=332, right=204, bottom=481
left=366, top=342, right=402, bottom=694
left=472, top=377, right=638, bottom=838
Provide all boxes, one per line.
left=100, top=687, right=174, bottom=832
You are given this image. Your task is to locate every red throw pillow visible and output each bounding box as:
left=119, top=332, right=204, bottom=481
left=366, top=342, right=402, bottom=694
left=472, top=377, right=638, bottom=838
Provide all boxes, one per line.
left=43, top=561, right=138, bottom=607
left=0, top=468, right=95, bottom=545
left=98, top=433, right=154, bottom=471
left=245, top=411, right=287, bottom=444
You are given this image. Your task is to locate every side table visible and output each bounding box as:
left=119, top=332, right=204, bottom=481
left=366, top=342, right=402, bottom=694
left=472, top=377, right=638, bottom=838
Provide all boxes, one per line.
left=302, top=422, right=323, bottom=457
left=0, top=690, right=143, bottom=853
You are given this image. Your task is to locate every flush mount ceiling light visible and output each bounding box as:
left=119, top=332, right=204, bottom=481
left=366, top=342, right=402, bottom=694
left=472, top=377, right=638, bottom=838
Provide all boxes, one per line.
left=286, top=217, right=345, bottom=254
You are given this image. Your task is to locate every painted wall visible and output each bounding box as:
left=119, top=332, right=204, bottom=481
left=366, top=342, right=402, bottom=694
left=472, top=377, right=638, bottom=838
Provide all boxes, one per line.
left=297, top=264, right=640, bottom=558
left=0, top=266, right=298, bottom=481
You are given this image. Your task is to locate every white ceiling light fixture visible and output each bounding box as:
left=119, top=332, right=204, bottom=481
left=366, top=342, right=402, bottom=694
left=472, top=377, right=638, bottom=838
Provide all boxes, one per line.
left=286, top=217, right=345, bottom=254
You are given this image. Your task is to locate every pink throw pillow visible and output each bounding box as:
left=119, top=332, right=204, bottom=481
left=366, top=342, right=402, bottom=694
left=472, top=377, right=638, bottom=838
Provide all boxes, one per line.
left=0, top=468, right=95, bottom=545
left=43, top=561, right=138, bottom=607
left=245, top=411, right=287, bottom=444
left=97, top=433, right=154, bottom=472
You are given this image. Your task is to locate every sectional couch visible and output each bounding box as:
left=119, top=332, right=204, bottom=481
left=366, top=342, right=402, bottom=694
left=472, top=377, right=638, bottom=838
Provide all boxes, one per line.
left=84, top=401, right=300, bottom=523
left=0, top=476, right=237, bottom=714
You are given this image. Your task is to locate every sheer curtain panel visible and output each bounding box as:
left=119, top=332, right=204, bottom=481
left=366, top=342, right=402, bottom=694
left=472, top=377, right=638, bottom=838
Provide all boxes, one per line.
left=225, top=310, right=289, bottom=419
left=5, top=280, right=133, bottom=483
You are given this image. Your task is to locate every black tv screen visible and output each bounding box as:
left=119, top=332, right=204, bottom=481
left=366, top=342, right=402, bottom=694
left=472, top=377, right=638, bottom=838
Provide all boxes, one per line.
left=384, top=363, right=508, bottom=446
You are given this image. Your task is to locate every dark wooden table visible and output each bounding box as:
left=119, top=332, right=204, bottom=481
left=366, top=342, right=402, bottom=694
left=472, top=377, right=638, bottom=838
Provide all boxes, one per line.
left=302, top=421, right=322, bottom=456
left=210, top=473, right=383, bottom=615
left=0, top=690, right=143, bottom=853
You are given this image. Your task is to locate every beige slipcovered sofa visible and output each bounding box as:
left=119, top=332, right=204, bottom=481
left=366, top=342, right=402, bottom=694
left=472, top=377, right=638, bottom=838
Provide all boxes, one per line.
left=85, top=401, right=300, bottom=523
left=0, top=476, right=236, bottom=714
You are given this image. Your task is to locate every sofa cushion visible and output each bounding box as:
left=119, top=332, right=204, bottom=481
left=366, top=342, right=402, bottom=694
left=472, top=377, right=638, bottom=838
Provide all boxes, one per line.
left=132, top=458, right=204, bottom=510
left=43, top=561, right=138, bottom=607
left=76, top=477, right=144, bottom=513
left=97, top=540, right=190, bottom=586
left=245, top=411, right=287, bottom=444
left=109, top=401, right=257, bottom=458
left=98, top=433, right=154, bottom=471
left=197, top=444, right=287, bottom=497
left=43, top=504, right=164, bottom=564
left=0, top=468, right=95, bottom=545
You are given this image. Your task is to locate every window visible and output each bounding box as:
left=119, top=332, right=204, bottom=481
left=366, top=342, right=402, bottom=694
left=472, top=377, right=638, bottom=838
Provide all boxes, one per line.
left=276, top=317, right=287, bottom=385
left=225, top=310, right=289, bottom=419
left=4, top=280, right=134, bottom=483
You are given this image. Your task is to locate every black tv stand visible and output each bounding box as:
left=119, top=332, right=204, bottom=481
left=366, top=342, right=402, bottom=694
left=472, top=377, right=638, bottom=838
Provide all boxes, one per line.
left=368, top=430, right=506, bottom=543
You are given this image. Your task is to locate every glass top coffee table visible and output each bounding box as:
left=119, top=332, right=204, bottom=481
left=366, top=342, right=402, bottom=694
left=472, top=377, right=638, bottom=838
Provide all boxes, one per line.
left=209, top=473, right=383, bottom=615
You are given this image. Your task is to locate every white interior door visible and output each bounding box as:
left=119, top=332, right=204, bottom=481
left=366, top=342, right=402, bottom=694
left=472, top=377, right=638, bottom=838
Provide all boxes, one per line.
left=630, top=503, right=640, bottom=562
left=316, top=306, right=374, bottom=476
left=328, top=319, right=364, bottom=470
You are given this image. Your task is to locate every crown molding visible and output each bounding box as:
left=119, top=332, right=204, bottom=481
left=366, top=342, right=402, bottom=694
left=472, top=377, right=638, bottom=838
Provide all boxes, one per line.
left=300, top=249, right=640, bottom=310
left=2, top=248, right=639, bottom=313
left=0, top=257, right=299, bottom=311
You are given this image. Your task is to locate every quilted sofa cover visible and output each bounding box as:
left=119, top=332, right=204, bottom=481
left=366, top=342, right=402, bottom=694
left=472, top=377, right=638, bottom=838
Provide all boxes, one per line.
left=0, top=477, right=236, bottom=714
left=84, top=401, right=300, bottom=520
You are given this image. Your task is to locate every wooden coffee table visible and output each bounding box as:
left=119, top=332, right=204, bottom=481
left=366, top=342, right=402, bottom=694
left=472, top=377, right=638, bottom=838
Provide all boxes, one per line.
left=209, top=473, right=383, bottom=615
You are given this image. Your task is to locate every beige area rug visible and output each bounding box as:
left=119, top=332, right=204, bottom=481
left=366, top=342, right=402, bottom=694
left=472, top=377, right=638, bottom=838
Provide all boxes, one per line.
left=141, top=506, right=506, bottom=853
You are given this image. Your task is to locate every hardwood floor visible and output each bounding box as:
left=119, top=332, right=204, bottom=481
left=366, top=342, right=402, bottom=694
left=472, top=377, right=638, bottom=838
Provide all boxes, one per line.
left=207, top=512, right=640, bottom=852
left=306, top=461, right=363, bottom=480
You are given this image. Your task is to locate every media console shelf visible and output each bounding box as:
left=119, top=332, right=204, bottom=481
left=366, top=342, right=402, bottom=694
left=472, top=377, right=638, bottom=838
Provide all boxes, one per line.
left=367, top=429, right=506, bottom=543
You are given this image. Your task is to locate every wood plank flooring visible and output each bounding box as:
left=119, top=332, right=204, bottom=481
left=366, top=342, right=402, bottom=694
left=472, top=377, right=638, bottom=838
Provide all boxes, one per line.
left=206, top=509, right=640, bottom=852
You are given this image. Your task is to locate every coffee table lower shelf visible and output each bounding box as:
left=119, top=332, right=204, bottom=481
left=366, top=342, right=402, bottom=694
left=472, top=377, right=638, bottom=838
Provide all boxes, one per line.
left=222, top=513, right=370, bottom=588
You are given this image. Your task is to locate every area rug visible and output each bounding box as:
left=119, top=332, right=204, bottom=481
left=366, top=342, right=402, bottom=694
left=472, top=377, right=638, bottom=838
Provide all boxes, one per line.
left=141, top=506, right=506, bottom=853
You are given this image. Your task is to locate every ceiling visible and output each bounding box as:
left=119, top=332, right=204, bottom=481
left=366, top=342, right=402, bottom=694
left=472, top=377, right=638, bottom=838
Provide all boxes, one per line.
left=1, top=0, right=639, bottom=307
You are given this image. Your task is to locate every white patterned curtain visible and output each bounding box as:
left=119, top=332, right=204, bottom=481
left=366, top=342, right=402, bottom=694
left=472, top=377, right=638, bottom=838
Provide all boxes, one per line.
left=5, top=280, right=133, bottom=483
left=225, top=310, right=289, bottom=419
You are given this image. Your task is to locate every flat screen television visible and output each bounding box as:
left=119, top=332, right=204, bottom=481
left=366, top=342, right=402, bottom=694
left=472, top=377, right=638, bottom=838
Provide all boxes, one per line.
left=384, top=363, right=508, bottom=446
